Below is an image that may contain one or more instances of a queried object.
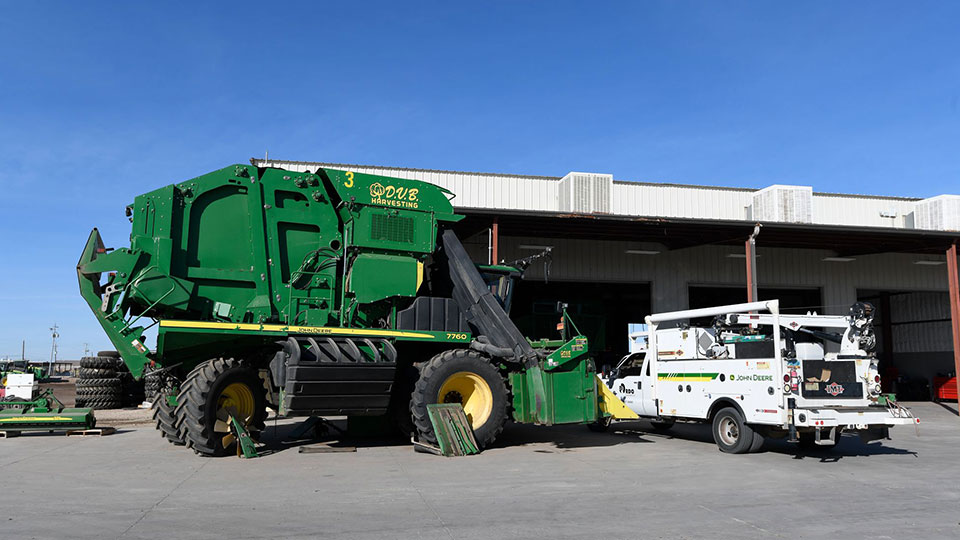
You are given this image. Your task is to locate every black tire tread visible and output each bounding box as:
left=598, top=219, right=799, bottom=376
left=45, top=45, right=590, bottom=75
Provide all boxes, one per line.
left=176, top=358, right=267, bottom=456
left=152, top=388, right=186, bottom=445
left=78, top=367, right=117, bottom=379
left=79, top=356, right=122, bottom=369
left=76, top=387, right=123, bottom=398
left=712, top=407, right=756, bottom=454
left=410, top=348, right=508, bottom=449
left=78, top=398, right=122, bottom=409
left=76, top=378, right=122, bottom=389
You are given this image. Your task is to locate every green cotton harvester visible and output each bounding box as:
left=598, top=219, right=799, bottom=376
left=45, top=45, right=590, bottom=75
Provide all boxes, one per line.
left=77, top=163, right=635, bottom=456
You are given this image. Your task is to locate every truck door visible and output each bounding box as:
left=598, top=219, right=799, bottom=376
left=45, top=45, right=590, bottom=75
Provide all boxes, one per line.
left=635, top=356, right=658, bottom=417
left=616, top=356, right=657, bottom=418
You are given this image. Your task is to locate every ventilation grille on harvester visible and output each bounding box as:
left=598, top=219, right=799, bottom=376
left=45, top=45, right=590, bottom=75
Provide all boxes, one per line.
left=752, top=185, right=812, bottom=223
left=371, top=213, right=414, bottom=243
left=915, top=195, right=960, bottom=231
left=559, top=172, right=613, bottom=214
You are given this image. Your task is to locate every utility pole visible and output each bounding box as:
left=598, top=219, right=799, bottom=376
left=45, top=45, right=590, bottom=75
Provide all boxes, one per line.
left=49, top=324, right=59, bottom=375
left=83, top=342, right=90, bottom=357
left=21, top=340, right=25, bottom=361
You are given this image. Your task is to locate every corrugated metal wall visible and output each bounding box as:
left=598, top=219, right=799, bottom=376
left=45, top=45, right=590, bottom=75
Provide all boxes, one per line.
left=260, top=160, right=559, bottom=212
left=258, top=159, right=942, bottom=231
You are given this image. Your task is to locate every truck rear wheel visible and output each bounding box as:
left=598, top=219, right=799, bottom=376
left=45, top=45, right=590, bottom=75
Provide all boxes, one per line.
left=712, top=407, right=763, bottom=454
left=177, top=358, right=266, bottom=457
left=410, top=349, right=508, bottom=449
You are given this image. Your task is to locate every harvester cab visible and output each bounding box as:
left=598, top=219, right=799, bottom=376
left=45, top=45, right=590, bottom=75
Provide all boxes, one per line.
left=77, top=163, right=634, bottom=456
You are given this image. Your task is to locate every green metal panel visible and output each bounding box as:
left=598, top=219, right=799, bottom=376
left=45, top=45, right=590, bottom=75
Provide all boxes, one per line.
left=78, top=164, right=469, bottom=376
left=349, top=254, right=421, bottom=304
left=509, top=335, right=598, bottom=425
left=351, top=207, right=437, bottom=253
left=319, top=168, right=459, bottom=219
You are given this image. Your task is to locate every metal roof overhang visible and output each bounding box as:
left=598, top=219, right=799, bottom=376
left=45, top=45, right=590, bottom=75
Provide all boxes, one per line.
left=454, top=208, right=960, bottom=256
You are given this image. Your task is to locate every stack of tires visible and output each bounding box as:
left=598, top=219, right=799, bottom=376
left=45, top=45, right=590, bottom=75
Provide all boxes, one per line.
left=144, top=368, right=161, bottom=402
left=75, top=351, right=146, bottom=409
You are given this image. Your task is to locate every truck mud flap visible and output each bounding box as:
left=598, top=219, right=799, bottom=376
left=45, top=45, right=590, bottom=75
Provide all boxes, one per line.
left=274, top=337, right=397, bottom=417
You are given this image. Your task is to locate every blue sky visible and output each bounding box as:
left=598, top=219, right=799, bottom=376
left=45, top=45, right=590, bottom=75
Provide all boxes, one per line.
left=1, top=2, right=958, bottom=360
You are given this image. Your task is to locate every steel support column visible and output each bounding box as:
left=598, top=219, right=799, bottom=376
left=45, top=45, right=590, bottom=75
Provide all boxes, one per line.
left=745, top=224, right=760, bottom=302
left=947, top=243, right=960, bottom=407
left=491, top=218, right=499, bottom=264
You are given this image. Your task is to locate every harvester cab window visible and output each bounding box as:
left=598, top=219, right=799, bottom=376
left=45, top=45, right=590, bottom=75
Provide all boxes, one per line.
left=477, top=265, right=519, bottom=314
left=484, top=273, right=514, bottom=313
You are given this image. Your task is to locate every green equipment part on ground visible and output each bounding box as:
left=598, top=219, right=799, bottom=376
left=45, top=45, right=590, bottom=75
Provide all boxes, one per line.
left=77, top=163, right=633, bottom=456
left=0, top=389, right=95, bottom=432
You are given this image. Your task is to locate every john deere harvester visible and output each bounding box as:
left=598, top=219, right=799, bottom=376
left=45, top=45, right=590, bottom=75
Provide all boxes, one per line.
left=78, top=163, right=630, bottom=456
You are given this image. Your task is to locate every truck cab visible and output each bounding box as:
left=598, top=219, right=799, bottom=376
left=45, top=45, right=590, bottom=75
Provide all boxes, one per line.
left=604, top=300, right=917, bottom=454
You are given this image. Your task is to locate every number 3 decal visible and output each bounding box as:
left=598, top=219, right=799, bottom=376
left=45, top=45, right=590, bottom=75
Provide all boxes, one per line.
left=344, top=171, right=354, bottom=188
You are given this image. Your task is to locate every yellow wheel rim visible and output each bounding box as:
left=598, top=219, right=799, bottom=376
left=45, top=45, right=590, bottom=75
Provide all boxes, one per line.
left=218, top=382, right=255, bottom=423
left=437, top=372, right=493, bottom=429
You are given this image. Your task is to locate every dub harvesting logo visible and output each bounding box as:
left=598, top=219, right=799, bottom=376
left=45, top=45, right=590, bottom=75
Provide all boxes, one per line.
left=369, top=182, right=419, bottom=209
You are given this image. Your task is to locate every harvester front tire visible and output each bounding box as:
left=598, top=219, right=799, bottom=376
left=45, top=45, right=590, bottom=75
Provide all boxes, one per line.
left=410, top=349, right=508, bottom=449
left=177, top=358, right=267, bottom=457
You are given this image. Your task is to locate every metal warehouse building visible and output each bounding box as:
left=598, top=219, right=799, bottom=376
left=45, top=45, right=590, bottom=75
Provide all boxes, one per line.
left=253, top=158, right=960, bottom=401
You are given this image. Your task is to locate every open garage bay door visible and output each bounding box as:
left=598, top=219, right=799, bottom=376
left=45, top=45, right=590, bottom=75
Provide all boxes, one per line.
left=859, top=290, right=954, bottom=401
left=510, top=281, right=651, bottom=369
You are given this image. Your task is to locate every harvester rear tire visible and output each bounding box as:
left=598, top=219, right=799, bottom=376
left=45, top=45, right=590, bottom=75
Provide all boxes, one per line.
left=410, top=349, right=508, bottom=449
left=176, top=358, right=267, bottom=457
left=152, top=390, right=186, bottom=445
left=80, top=356, right=121, bottom=369
left=77, top=367, right=117, bottom=379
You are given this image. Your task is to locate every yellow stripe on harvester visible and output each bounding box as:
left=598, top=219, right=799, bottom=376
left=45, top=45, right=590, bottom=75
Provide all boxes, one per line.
left=158, top=320, right=437, bottom=339
left=0, top=416, right=76, bottom=423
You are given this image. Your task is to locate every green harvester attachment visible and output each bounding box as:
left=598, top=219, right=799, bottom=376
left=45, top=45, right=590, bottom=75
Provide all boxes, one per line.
left=0, top=390, right=95, bottom=433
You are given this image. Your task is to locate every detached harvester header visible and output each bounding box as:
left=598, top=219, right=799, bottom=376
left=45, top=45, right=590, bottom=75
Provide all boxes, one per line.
left=78, top=163, right=630, bottom=455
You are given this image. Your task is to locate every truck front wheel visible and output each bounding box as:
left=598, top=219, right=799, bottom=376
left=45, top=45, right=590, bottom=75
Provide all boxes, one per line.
left=410, top=349, right=508, bottom=449
left=712, top=407, right=763, bottom=454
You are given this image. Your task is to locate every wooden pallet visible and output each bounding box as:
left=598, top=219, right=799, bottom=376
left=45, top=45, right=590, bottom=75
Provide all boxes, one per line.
left=65, top=427, right=116, bottom=437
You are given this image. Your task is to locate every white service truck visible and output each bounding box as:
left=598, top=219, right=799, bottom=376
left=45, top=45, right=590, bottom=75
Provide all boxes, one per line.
left=602, top=300, right=917, bottom=453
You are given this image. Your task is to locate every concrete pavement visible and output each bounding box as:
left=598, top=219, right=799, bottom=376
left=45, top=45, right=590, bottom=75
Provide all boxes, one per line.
left=0, top=401, right=957, bottom=539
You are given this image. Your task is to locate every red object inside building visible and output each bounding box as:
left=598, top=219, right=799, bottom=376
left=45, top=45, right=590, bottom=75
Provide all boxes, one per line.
left=933, top=376, right=958, bottom=402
